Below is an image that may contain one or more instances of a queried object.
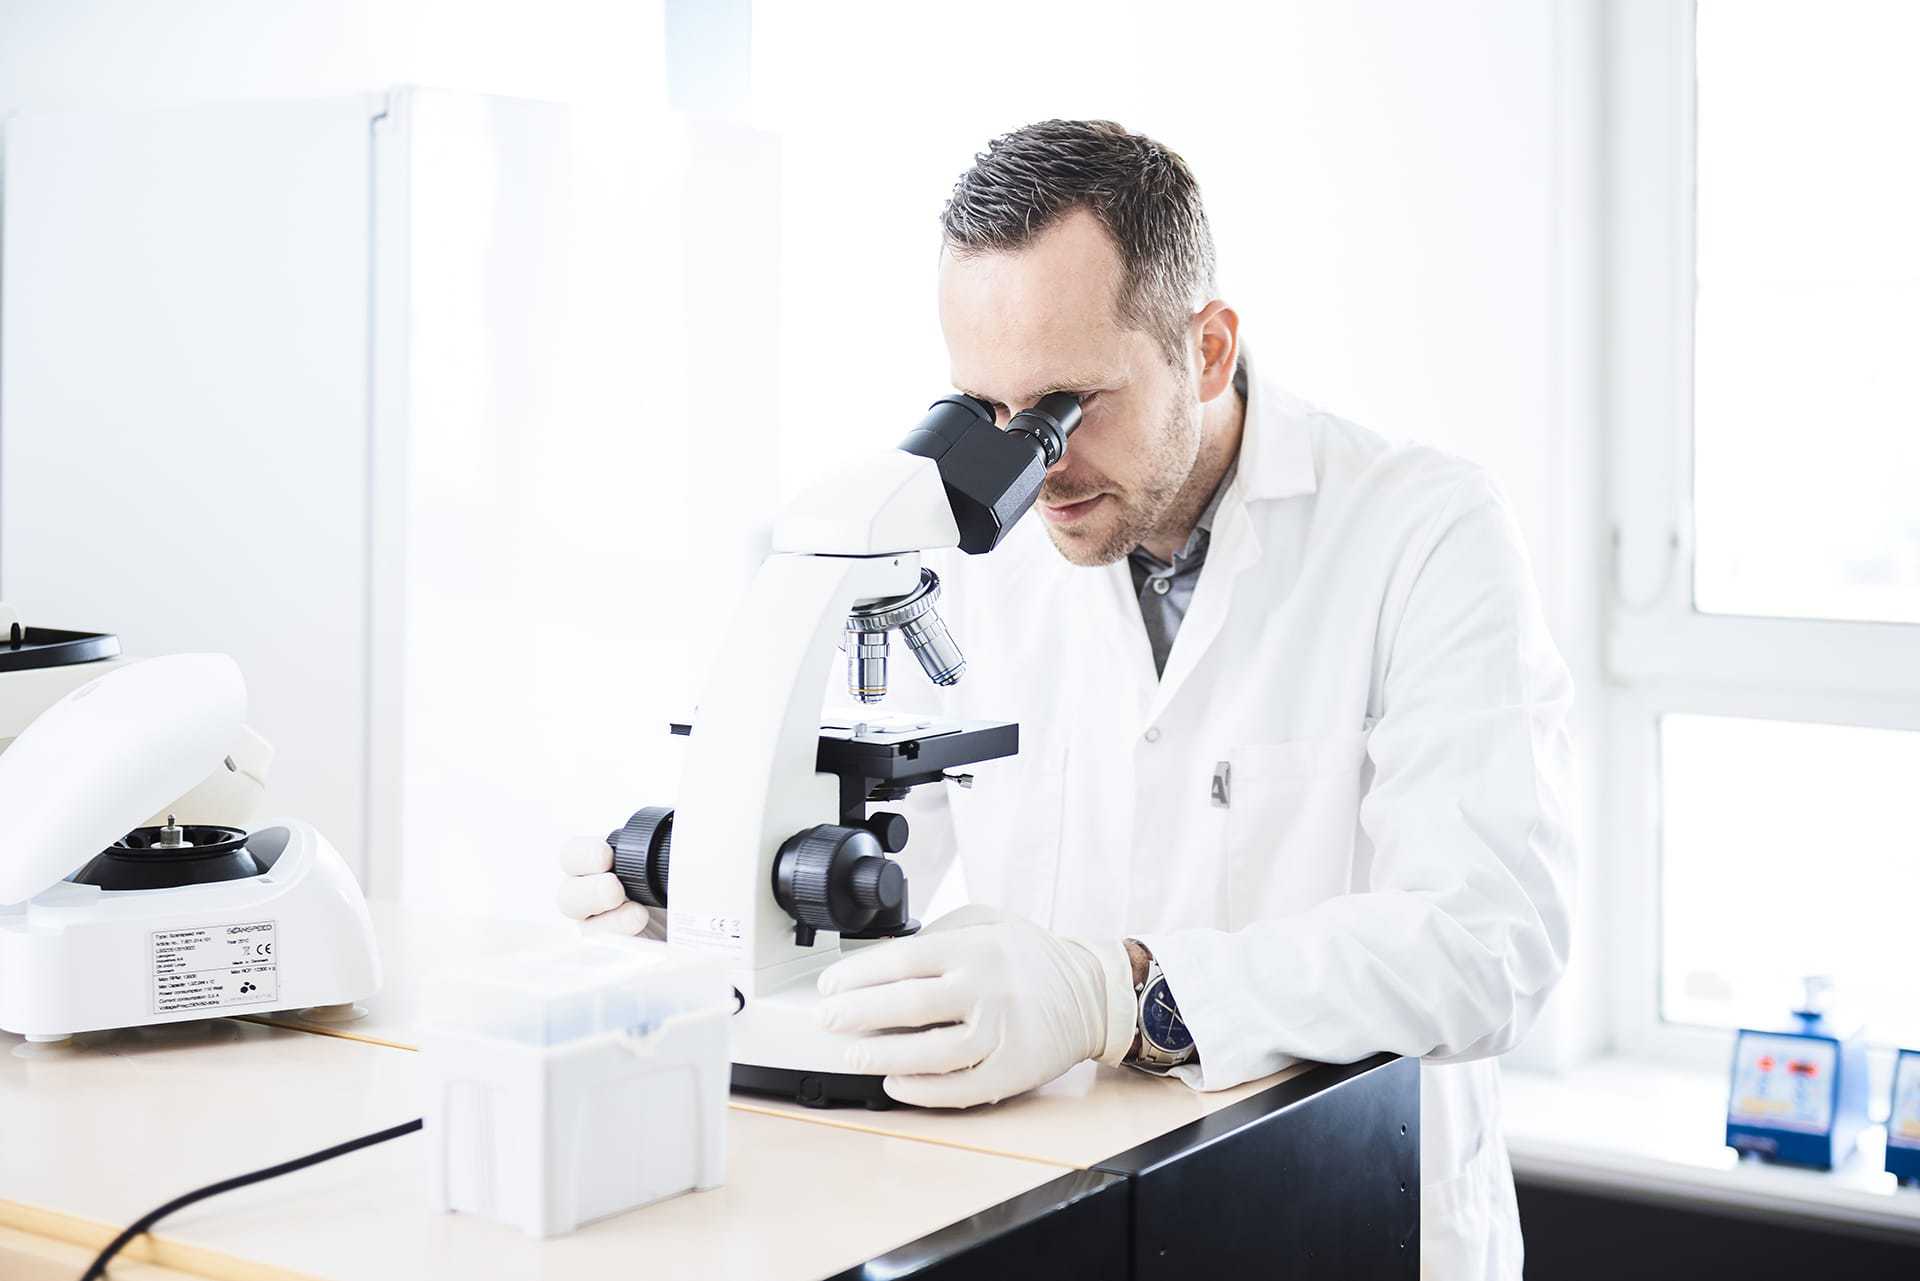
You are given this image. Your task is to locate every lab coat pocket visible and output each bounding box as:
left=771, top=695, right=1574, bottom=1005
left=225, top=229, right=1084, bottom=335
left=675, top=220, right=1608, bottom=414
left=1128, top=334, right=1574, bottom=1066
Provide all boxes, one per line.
left=945, top=737, right=1067, bottom=928
left=1224, top=731, right=1369, bottom=928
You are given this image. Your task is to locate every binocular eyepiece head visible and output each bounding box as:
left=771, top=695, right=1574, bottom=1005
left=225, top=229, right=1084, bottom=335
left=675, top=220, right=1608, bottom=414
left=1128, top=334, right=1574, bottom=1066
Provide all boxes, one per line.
left=898, top=390, right=1083, bottom=556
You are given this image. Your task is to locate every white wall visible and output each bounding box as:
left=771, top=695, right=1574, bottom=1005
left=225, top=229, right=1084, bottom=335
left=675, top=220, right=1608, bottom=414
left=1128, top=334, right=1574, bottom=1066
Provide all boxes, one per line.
left=0, top=0, right=1608, bottom=1060
left=0, top=1, right=665, bottom=111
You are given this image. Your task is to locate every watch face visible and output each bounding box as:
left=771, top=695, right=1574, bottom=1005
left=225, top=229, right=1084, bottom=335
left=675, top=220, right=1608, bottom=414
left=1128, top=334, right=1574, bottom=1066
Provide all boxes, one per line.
left=1141, top=975, right=1194, bottom=1053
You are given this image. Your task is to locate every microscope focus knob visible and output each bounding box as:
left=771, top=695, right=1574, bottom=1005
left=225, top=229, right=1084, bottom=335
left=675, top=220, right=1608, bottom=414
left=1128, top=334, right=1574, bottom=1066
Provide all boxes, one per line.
left=849, top=856, right=906, bottom=914
left=772, top=824, right=902, bottom=941
left=609, top=806, right=673, bottom=909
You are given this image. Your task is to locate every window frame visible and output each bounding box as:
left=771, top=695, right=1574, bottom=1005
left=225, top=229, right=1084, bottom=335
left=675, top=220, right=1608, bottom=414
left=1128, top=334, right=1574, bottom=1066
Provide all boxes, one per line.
left=1603, top=0, right=1920, bottom=1071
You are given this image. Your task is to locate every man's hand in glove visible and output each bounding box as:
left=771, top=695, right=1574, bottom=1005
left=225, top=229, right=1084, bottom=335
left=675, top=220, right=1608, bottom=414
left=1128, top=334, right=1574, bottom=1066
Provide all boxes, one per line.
left=554, top=835, right=651, bottom=935
left=815, top=904, right=1135, bottom=1107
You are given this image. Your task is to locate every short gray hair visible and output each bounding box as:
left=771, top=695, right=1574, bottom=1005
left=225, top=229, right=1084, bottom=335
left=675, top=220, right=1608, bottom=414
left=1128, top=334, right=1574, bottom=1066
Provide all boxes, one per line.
left=940, top=119, right=1217, bottom=362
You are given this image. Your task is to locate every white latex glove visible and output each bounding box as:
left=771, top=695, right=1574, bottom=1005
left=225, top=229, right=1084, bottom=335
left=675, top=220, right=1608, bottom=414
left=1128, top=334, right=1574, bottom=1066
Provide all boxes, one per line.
left=816, top=904, right=1136, bottom=1107
left=554, top=835, right=651, bottom=936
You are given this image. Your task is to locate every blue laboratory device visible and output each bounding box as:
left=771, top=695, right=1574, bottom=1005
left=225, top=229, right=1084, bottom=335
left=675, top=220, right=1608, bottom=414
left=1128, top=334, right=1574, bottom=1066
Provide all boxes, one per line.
left=1887, top=1049, right=1920, bottom=1185
left=1725, top=984, right=1869, bottom=1171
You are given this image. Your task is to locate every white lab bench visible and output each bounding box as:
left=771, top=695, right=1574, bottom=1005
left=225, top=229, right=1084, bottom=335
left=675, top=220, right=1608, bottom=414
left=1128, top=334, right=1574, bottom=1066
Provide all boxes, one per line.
left=1, top=902, right=1419, bottom=1280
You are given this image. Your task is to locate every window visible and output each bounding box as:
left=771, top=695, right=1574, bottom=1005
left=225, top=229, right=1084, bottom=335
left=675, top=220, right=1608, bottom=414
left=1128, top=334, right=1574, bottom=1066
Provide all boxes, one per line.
left=1660, top=714, right=1920, bottom=1047
left=1607, top=1, right=1920, bottom=1062
left=1692, top=0, right=1920, bottom=626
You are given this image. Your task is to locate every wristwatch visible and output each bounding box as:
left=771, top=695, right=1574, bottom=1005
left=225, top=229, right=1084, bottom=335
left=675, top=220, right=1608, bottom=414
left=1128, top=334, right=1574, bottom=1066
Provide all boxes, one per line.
left=1126, top=941, right=1196, bottom=1072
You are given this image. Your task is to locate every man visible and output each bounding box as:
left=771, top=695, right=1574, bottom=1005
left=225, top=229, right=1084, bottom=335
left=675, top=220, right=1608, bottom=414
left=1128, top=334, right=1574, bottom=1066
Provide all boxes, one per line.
left=558, top=119, right=1574, bottom=1278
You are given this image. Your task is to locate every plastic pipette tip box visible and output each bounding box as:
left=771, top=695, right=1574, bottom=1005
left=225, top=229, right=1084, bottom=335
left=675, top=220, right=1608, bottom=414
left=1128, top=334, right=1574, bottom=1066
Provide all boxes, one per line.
left=422, top=936, right=733, bottom=1237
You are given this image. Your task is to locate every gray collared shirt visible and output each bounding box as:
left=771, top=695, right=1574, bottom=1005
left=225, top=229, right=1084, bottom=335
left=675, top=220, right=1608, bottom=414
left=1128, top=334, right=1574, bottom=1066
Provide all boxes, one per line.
left=1127, top=361, right=1250, bottom=677
left=1128, top=458, right=1236, bottom=677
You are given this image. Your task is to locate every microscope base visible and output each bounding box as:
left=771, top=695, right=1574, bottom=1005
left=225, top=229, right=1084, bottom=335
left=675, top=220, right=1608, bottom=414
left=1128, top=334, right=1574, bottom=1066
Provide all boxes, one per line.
left=727, top=970, right=898, bottom=1109
left=731, top=1062, right=895, bottom=1109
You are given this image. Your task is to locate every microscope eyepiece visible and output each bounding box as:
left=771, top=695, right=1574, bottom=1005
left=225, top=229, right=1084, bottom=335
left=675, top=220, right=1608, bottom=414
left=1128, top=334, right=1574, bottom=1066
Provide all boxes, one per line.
left=1005, top=391, right=1083, bottom=469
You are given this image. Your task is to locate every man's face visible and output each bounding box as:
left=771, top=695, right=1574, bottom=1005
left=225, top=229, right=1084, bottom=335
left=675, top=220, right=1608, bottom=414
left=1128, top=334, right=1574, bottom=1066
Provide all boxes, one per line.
left=938, top=209, right=1200, bottom=567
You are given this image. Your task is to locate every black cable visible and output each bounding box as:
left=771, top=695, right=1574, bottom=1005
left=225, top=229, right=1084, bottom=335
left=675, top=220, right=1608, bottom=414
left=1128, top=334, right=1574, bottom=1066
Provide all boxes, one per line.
left=81, top=1117, right=423, bottom=1280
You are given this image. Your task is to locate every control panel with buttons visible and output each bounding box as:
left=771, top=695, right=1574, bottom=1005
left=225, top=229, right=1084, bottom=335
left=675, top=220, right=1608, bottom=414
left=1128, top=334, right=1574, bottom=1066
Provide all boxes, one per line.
left=1725, top=1021, right=1869, bottom=1170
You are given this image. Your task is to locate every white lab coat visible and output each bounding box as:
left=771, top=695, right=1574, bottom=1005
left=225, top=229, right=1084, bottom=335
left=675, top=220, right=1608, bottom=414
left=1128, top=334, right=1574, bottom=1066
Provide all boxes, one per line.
left=894, top=361, right=1576, bottom=1280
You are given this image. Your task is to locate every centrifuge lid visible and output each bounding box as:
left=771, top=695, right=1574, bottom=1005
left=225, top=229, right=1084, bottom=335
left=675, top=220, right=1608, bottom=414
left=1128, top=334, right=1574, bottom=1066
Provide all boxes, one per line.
left=0, top=653, right=244, bottom=905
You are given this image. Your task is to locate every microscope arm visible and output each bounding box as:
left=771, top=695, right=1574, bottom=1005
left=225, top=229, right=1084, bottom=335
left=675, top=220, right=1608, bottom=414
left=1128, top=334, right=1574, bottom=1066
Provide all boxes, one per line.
left=670, top=550, right=925, bottom=991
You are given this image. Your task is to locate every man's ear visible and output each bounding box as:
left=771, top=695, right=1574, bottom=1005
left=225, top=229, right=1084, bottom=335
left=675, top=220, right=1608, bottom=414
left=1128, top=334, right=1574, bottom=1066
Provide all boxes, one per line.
left=1190, top=300, right=1240, bottom=404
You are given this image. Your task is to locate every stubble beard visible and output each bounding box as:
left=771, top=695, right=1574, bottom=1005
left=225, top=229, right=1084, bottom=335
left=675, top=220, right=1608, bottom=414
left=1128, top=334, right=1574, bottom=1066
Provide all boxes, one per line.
left=1040, top=387, right=1201, bottom=568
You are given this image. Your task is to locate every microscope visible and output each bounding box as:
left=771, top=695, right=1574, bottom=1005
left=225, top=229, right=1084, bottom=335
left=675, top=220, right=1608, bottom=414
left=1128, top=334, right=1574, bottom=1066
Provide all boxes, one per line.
left=610, top=391, right=1080, bottom=1107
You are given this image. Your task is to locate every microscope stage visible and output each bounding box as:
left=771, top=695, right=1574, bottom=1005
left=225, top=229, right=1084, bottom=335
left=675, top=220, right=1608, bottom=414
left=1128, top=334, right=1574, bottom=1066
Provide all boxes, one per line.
left=668, top=716, right=1018, bottom=783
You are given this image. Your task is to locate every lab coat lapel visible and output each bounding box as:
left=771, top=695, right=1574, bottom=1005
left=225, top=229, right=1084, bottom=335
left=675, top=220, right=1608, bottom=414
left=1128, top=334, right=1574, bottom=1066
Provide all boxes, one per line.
left=1096, top=556, right=1160, bottom=719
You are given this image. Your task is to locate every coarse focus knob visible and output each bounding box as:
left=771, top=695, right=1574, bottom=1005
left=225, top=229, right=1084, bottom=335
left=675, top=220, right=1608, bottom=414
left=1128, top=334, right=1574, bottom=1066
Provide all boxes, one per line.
left=772, top=824, right=900, bottom=940
left=609, top=806, right=673, bottom=909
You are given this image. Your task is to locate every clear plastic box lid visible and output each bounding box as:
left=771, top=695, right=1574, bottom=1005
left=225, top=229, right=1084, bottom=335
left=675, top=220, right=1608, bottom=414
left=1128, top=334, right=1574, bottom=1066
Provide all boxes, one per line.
left=430, top=936, right=732, bottom=1048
